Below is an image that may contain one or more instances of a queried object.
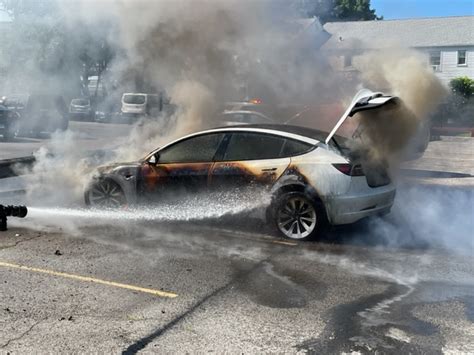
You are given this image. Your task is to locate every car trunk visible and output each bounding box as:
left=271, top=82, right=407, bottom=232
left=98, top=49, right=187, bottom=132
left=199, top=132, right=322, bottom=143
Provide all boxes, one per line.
left=326, top=89, right=400, bottom=188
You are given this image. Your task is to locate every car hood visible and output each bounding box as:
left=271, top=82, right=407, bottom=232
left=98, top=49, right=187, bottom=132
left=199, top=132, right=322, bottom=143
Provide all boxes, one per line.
left=325, top=89, right=400, bottom=144
left=97, top=161, right=141, bottom=175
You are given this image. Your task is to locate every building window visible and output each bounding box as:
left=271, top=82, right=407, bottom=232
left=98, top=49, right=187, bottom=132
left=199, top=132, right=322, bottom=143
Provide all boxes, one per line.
left=458, top=50, right=467, bottom=65
left=429, top=51, right=441, bottom=71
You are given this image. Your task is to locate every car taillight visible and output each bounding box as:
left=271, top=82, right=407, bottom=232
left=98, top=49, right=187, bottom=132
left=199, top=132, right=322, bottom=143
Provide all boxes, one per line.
left=332, top=163, right=365, bottom=176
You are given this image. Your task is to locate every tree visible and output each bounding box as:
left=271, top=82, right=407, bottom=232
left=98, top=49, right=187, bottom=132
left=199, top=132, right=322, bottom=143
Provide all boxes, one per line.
left=0, top=0, right=115, bottom=102
left=295, top=0, right=381, bottom=23
left=433, top=77, right=474, bottom=127
left=450, top=77, right=474, bottom=99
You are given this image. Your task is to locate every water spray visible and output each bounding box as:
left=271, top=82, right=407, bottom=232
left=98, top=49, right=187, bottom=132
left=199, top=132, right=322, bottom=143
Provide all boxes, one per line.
left=0, top=205, right=28, bottom=231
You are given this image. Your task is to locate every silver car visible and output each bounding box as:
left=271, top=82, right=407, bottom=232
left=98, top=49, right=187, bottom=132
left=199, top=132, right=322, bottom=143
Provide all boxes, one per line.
left=85, top=90, right=397, bottom=240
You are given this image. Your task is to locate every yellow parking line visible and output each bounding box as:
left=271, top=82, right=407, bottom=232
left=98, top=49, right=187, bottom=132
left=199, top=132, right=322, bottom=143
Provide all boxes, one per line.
left=0, top=260, right=177, bottom=298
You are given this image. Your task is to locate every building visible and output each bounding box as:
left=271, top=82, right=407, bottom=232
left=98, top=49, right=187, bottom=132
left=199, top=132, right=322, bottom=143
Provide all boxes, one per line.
left=322, top=16, right=474, bottom=86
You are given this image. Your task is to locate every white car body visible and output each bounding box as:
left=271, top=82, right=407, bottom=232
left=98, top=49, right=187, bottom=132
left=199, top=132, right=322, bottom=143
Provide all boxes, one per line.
left=121, top=93, right=160, bottom=117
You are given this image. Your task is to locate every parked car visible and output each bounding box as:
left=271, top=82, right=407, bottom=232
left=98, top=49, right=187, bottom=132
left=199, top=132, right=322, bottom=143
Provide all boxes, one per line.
left=69, top=98, right=93, bottom=121
left=120, top=93, right=162, bottom=122
left=84, top=90, right=398, bottom=240
left=218, top=110, right=275, bottom=126
left=0, top=104, right=21, bottom=139
left=20, top=94, right=69, bottom=134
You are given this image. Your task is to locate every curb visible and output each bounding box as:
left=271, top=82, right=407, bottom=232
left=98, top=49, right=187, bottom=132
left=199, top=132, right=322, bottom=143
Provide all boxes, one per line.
left=0, top=156, right=36, bottom=179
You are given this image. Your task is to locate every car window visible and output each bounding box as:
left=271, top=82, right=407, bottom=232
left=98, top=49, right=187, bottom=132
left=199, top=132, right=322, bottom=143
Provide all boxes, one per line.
left=222, top=133, right=286, bottom=161
left=123, top=95, right=146, bottom=104
left=158, top=133, right=225, bottom=163
left=71, top=99, right=89, bottom=106
left=281, top=139, right=313, bottom=157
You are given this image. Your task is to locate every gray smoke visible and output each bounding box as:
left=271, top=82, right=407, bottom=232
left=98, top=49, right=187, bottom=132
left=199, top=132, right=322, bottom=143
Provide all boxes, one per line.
left=3, top=0, right=468, bottom=266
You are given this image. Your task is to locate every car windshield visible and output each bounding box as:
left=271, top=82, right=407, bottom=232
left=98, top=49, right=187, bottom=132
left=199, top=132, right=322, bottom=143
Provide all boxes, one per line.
left=123, top=94, right=146, bottom=105
left=71, top=99, right=89, bottom=106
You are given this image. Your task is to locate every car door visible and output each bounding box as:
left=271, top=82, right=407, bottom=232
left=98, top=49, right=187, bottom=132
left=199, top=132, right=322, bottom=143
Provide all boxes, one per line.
left=209, top=132, right=291, bottom=191
left=138, top=132, right=226, bottom=200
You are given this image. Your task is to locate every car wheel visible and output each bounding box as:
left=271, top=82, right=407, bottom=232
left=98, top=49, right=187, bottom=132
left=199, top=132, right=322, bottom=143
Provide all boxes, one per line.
left=85, top=179, right=127, bottom=208
left=272, top=191, right=325, bottom=241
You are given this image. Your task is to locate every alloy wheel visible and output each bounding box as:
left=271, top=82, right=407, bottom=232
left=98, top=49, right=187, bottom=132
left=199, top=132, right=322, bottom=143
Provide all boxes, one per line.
left=276, top=196, right=317, bottom=239
left=88, top=180, right=125, bottom=208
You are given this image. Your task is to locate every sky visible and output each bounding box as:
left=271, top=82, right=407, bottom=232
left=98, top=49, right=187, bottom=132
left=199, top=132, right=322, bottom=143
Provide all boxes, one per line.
left=0, top=0, right=473, bottom=21
left=372, top=0, right=474, bottom=19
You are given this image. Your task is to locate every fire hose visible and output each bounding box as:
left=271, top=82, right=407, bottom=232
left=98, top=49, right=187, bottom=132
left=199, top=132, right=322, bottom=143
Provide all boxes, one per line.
left=0, top=205, right=28, bottom=231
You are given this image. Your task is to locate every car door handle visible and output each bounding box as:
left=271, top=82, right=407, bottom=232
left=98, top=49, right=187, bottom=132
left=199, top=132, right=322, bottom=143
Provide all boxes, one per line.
left=261, top=168, right=277, bottom=172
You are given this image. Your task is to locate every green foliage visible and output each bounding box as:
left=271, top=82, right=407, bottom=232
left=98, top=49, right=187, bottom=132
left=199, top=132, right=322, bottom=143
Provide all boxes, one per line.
left=295, top=0, right=381, bottom=23
left=450, top=77, right=474, bottom=99
left=432, top=77, right=474, bottom=127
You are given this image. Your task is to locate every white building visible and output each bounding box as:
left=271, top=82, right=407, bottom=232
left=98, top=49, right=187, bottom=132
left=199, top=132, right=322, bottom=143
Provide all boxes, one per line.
left=322, top=16, right=474, bottom=86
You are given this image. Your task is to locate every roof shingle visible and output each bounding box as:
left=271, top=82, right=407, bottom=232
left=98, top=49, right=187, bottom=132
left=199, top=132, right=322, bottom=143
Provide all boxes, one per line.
left=323, top=16, right=474, bottom=49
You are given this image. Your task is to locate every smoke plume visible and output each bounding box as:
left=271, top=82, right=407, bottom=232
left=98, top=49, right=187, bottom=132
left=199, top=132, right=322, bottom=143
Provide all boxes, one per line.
left=351, top=48, right=448, bottom=163
left=7, top=0, right=448, bottom=212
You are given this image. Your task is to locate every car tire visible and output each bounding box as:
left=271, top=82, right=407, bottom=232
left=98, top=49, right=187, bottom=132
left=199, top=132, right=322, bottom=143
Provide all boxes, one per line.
left=271, top=191, right=327, bottom=241
left=85, top=179, right=127, bottom=208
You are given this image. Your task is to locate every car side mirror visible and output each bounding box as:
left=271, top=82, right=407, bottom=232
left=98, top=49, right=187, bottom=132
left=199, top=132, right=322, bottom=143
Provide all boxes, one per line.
left=148, top=152, right=160, bottom=165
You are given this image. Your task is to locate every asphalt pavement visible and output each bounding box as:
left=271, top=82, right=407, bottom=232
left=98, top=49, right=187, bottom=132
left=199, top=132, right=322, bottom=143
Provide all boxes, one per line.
left=0, top=121, right=131, bottom=160
left=0, top=197, right=472, bottom=353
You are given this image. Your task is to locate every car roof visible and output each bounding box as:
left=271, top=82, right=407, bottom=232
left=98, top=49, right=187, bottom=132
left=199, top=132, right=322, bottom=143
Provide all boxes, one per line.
left=147, top=124, right=329, bottom=159
left=200, top=124, right=331, bottom=145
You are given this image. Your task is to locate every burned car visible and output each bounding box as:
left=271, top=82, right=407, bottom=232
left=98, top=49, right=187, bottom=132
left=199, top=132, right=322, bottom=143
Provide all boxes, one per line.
left=85, top=90, right=399, bottom=240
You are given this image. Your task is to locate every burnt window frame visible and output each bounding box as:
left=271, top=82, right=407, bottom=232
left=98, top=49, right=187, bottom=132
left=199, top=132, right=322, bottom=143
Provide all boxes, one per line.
left=280, top=138, right=315, bottom=158
left=154, top=132, right=227, bottom=164
left=214, top=131, right=315, bottom=162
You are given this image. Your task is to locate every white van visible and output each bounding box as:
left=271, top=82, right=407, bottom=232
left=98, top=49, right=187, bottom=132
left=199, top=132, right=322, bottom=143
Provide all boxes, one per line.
left=120, top=93, right=161, bottom=120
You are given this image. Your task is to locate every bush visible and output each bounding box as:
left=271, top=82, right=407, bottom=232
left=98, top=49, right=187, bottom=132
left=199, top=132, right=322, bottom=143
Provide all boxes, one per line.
left=450, top=77, right=474, bottom=98
left=431, top=77, right=474, bottom=127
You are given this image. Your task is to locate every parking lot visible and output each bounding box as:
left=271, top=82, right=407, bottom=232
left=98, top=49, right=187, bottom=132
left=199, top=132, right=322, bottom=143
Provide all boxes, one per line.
left=0, top=184, right=472, bottom=353
left=0, top=121, right=472, bottom=353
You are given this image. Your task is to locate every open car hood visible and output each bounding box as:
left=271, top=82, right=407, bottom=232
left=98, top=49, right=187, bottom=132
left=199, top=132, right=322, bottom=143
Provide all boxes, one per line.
left=325, top=89, right=399, bottom=145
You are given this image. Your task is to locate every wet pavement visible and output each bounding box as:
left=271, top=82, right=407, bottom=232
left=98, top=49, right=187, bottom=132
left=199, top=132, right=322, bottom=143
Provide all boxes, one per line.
left=0, top=184, right=472, bottom=353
